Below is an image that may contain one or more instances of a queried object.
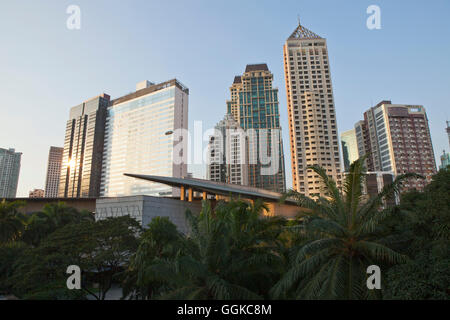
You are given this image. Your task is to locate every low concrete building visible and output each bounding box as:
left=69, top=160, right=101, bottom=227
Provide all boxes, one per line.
left=95, top=195, right=202, bottom=234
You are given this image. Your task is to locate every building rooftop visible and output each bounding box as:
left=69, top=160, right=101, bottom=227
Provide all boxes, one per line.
left=111, top=79, right=189, bottom=106
left=244, top=64, right=269, bottom=73
left=288, top=23, right=322, bottom=40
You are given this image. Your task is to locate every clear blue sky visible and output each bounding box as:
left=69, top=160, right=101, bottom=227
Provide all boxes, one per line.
left=1, top=0, right=449, bottom=197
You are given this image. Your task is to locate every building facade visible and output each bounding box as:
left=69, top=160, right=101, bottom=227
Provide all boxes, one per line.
left=355, top=101, right=436, bottom=190
left=59, top=94, right=110, bottom=198
left=283, top=22, right=342, bottom=197
left=29, top=189, right=44, bottom=198
left=207, top=113, right=248, bottom=185
left=44, top=146, right=63, bottom=197
left=100, top=79, right=188, bottom=197
left=226, top=64, right=286, bottom=193
left=340, top=129, right=359, bottom=172
left=0, top=148, right=22, bottom=198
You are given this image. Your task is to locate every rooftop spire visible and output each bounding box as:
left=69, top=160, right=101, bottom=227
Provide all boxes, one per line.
left=288, top=21, right=322, bottom=40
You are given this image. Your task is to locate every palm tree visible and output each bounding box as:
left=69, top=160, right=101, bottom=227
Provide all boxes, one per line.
left=158, top=199, right=285, bottom=300
left=22, top=202, right=94, bottom=246
left=0, top=200, right=26, bottom=243
left=123, top=216, right=185, bottom=299
left=271, top=158, right=422, bottom=299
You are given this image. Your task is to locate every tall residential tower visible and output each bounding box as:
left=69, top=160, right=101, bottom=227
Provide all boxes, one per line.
left=226, top=64, right=286, bottom=193
left=356, top=101, right=436, bottom=190
left=283, top=22, right=341, bottom=197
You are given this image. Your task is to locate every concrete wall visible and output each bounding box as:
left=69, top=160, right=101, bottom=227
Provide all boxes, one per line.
left=96, top=196, right=202, bottom=234
left=6, top=197, right=96, bottom=215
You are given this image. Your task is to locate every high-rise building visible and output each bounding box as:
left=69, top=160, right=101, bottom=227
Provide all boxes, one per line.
left=0, top=148, right=22, bottom=198
left=44, top=146, right=63, bottom=197
left=59, top=94, right=110, bottom=198
left=207, top=113, right=248, bottom=185
left=340, top=129, right=359, bottom=171
left=364, top=172, right=396, bottom=206
left=283, top=22, right=341, bottom=197
left=226, top=64, right=286, bottom=193
left=355, top=101, right=436, bottom=190
left=439, top=150, right=450, bottom=170
left=100, top=79, right=188, bottom=197
left=29, top=189, right=44, bottom=198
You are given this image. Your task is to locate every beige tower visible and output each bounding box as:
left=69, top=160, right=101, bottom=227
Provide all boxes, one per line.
left=283, top=22, right=341, bottom=197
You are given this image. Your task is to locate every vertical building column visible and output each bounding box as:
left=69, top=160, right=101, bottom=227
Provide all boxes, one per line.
left=180, top=186, right=185, bottom=201
left=202, top=191, right=207, bottom=200
left=188, top=188, right=193, bottom=202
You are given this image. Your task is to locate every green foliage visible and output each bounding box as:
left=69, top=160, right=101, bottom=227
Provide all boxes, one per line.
left=0, top=166, right=448, bottom=300
left=272, top=158, right=418, bottom=299
left=0, top=199, right=26, bottom=243
left=124, top=199, right=286, bottom=300
left=21, top=202, right=94, bottom=247
left=383, top=169, right=450, bottom=299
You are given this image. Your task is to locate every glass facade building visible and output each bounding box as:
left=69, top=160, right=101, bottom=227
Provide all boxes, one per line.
left=100, top=79, right=188, bottom=197
left=0, top=148, right=22, bottom=198
left=59, top=94, right=110, bottom=198
left=340, top=129, right=359, bottom=171
left=226, top=64, right=286, bottom=193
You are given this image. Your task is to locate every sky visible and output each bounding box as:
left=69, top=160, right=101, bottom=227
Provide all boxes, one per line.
left=1, top=0, right=449, bottom=197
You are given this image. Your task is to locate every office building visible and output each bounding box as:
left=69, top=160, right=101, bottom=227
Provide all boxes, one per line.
left=59, top=94, right=110, bottom=198
left=341, top=129, right=359, bottom=171
left=356, top=101, right=436, bottom=190
left=29, top=189, right=44, bottom=198
left=207, top=113, right=248, bottom=185
left=226, top=64, right=286, bottom=192
left=283, top=22, right=342, bottom=197
left=0, top=148, right=22, bottom=198
left=100, top=79, right=188, bottom=197
left=44, top=146, right=63, bottom=197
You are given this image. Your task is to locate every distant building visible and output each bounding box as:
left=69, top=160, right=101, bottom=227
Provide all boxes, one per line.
left=44, top=146, right=63, bottom=197
left=355, top=101, right=436, bottom=191
left=100, top=79, right=189, bottom=197
left=341, top=129, right=359, bottom=171
left=0, top=148, right=22, bottom=198
left=59, top=94, right=110, bottom=198
left=227, top=64, right=286, bottom=192
left=439, top=150, right=450, bottom=170
left=283, top=22, right=342, bottom=197
left=29, top=189, right=44, bottom=198
left=364, top=172, right=397, bottom=206
left=207, top=113, right=248, bottom=186
left=446, top=121, right=450, bottom=147
left=342, top=171, right=396, bottom=206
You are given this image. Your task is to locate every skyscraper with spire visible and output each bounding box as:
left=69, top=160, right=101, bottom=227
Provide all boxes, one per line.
left=283, top=22, right=341, bottom=197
